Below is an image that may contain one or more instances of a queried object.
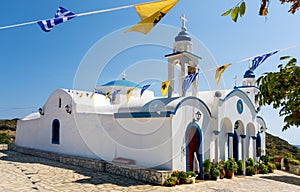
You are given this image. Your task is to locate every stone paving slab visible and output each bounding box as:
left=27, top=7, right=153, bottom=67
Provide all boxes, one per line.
left=1, top=150, right=300, bottom=192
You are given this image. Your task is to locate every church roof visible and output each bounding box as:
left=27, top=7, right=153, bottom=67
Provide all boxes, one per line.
left=175, top=30, right=191, bottom=42
left=101, top=80, right=141, bottom=88
left=243, top=70, right=255, bottom=78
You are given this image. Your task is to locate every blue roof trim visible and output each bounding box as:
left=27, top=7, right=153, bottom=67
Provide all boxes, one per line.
left=235, top=86, right=259, bottom=89
left=102, top=80, right=141, bottom=88
left=220, top=88, right=258, bottom=113
left=257, top=116, right=267, bottom=129
left=172, top=96, right=212, bottom=117
left=114, top=111, right=172, bottom=119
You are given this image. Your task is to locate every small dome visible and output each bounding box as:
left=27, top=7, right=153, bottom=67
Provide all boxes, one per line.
left=102, top=80, right=141, bottom=88
left=243, top=70, right=255, bottom=78
left=175, top=30, right=191, bottom=42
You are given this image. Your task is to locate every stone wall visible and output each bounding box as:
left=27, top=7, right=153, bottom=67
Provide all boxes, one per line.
left=0, top=144, right=8, bottom=150
left=8, top=145, right=172, bottom=185
left=289, top=164, right=300, bottom=176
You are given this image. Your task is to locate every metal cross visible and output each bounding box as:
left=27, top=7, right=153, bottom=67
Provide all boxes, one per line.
left=180, top=14, right=188, bottom=29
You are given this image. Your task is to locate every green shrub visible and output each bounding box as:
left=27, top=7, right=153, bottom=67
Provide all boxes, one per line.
left=236, top=160, right=244, bottom=175
left=163, top=176, right=177, bottom=187
left=203, top=159, right=212, bottom=174
left=178, top=171, right=187, bottom=184
left=0, top=133, right=11, bottom=144
left=246, top=157, right=255, bottom=167
left=260, top=155, right=270, bottom=165
left=246, top=166, right=255, bottom=176
left=288, top=159, right=300, bottom=165
left=259, top=163, right=269, bottom=174
left=211, top=167, right=220, bottom=178
left=225, top=158, right=238, bottom=172
left=186, top=171, right=196, bottom=178
left=267, top=162, right=276, bottom=173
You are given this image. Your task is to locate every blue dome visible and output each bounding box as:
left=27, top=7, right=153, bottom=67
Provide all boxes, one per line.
left=175, top=30, right=191, bottom=42
left=102, top=80, right=141, bottom=88
left=243, top=70, right=255, bottom=78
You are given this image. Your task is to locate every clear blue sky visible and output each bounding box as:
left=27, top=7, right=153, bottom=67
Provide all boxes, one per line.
left=0, top=0, right=299, bottom=144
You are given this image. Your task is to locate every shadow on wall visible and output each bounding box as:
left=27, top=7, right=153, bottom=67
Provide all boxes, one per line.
left=260, top=175, right=300, bottom=186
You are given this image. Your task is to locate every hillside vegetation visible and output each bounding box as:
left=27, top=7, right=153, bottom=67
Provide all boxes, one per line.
left=266, top=132, right=300, bottom=161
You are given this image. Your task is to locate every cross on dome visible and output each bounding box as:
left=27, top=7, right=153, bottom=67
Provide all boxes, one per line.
left=180, top=14, right=188, bottom=31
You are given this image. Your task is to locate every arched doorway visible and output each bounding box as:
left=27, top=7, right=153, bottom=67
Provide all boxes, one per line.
left=185, top=123, right=202, bottom=179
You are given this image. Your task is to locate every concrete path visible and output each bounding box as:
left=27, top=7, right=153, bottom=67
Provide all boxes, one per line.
left=1, top=150, right=300, bottom=192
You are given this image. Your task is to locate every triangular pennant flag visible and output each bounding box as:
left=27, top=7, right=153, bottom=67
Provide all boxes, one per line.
left=105, top=91, right=111, bottom=100
left=140, top=84, right=151, bottom=97
left=125, top=0, right=179, bottom=34
left=215, top=64, right=232, bottom=84
left=161, top=80, right=170, bottom=97
left=90, top=92, right=95, bottom=99
left=37, top=7, right=76, bottom=32
left=126, top=88, right=135, bottom=102
left=250, top=50, right=279, bottom=71
left=182, top=73, right=198, bottom=94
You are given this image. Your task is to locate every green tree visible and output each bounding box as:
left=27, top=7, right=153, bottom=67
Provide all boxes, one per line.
left=222, top=0, right=300, bottom=22
left=256, top=57, right=300, bottom=131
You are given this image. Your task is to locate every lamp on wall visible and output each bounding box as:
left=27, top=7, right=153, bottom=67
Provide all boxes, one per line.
left=259, top=126, right=264, bottom=133
left=38, top=107, right=44, bottom=116
left=65, top=105, right=72, bottom=114
left=194, top=111, right=202, bottom=122
left=234, top=121, right=240, bottom=129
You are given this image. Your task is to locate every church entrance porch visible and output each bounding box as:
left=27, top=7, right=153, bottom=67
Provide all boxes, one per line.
left=185, top=123, right=203, bottom=179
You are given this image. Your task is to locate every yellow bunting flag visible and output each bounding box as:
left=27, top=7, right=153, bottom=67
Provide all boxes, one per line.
left=126, top=88, right=134, bottom=102
left=215, top=64, right=232, bottom=84
left=160, top=80, right=170, bottom=97
left=79, top=93, right=83, bottom=98
left=125, top=0, right=179, bottom=34
left=105, top=91, right=111, bottom=100
left=90, top=92, right=95, bottom=99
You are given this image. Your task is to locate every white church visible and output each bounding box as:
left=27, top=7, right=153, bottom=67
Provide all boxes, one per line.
left=16, top=17, right=266, bottom=179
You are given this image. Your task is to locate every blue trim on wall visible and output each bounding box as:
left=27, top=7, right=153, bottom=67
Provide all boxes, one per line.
left=220, top=88, right=258, bottom=113
left=172, top=96, right=212, bottom=117
left=237, top=99, right=243, bottom=114
left=235, top=86, right=259, bottom=89
left=114, top=96, right=212, bottom=119
left=114, top=111, right=172, bottom=119
left=185, top=122, right=203, bottom=180
left=257, top=116, right=267, bottom=129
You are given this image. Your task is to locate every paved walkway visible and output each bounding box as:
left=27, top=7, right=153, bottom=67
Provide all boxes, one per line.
left=0, top=150, right=300, bottom=192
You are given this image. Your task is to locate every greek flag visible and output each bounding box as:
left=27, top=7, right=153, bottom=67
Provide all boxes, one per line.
left=250, top=50, right=278, bottom=71
left=182, top=73, right=198, bottom=94
left=140, top=84, right=151, bottom=97
left=37, top=7, right=76, bottom=32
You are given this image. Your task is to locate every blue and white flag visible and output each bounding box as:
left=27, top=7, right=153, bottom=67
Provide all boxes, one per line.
left=111, top=89, right=121, bottom=97
left=250, top=50, right=279, bottom=71
left=140, top=84, right=151, bottom=97
left=182, top=73, right=198, bottom=94
left=37, top=7, right=76, bottom=32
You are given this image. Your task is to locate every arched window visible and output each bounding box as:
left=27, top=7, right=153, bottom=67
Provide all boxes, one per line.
left=52, top=119, right=60, bottom=144
left=58, top=98, right=62, bottom=108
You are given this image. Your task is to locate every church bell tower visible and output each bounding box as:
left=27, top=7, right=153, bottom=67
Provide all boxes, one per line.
left=165, top=14, right=201, bottom=98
